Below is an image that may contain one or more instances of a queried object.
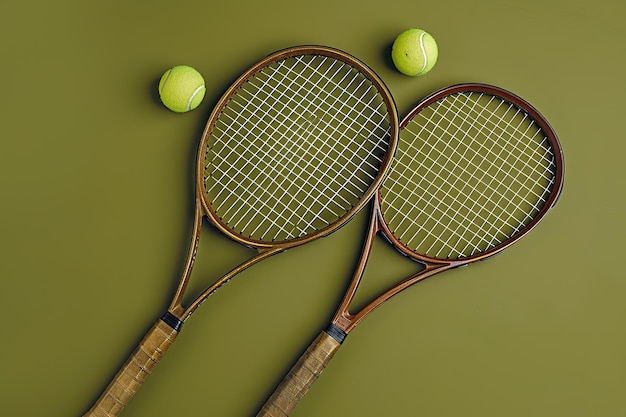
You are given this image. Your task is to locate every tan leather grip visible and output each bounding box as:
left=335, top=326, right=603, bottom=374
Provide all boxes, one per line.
left=256, top=331, right=341, bottom=417
left=83, top=319, right=178, bottom=417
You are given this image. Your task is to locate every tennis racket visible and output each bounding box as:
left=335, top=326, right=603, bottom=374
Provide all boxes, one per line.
left=255, top=83, right=565, bottom=417
left=82, top=45, right=399, bottom=417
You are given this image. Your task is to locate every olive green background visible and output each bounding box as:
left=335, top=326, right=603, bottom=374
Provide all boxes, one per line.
left=1, top=0, right=624, bottom=416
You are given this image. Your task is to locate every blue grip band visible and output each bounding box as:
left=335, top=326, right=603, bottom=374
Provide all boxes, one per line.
left=325, top=323, right=347, bottom=344
left=160, top=312, right=184, bottom=332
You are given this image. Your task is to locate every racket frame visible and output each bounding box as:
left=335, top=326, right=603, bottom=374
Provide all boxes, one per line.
left=174, top=45, right=399, bottom=321
left=83, top=45, right=398, bottom=417
left=255, top=83, right=564, bottom=417
left=332, top=83, right=564, bottom=334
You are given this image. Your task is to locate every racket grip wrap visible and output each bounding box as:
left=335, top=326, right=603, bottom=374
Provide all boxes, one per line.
left=82, top=319, right=178, bottom=417
left=256, top=330, right=341, bottom=417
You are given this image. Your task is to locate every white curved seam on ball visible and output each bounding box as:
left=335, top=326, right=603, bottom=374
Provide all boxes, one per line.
left=187, top=85, right=205, bottom=111
left=159, top=70, right=172, bottom=94
left=418, top=32, right=428, bottom=75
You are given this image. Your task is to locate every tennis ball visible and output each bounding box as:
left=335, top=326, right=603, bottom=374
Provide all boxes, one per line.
left=158, top=65, right=206, bottom=112
left=391, top=28, right=438, bottom=76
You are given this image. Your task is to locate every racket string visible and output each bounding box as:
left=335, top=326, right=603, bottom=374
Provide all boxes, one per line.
left=386, top=93, right=497, bottom=255
left=212, top=59, right=360, bottom=236
left=385, top=94, right=478, bottom=253
left=208, top=57, right=345, bottom=213
left=434, top=94, right=555, bottom=256
left=262, top=56, right=390, bottom=238
left=205, top=54, right=392, bottom=241
left=382, top=91, right=557, bottom=259
left=217, top=57, right=386, bottom=234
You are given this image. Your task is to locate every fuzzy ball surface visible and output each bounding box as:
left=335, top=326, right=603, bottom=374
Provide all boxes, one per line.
left=158, top=65, right=206, bottom=112
left=391, top=29, right=438, bottom=76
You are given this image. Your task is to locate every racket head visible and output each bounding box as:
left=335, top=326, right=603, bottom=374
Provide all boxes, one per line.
left=198, top=45, right=398, bottom=250
left=379, top=83, right=564, bottom=264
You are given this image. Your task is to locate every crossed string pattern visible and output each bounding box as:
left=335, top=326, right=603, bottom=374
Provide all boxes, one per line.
left=382, top=91, right=558, bottom=260
left=204, top=54, right=391, bottom=242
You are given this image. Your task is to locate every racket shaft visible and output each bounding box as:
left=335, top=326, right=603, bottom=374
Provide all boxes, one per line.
left=83, top=319, right=178, bottom=417
left=257, top=331, right=341, bottom=417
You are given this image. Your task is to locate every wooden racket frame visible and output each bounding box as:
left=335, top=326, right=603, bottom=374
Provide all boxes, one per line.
left=333, top=83, right=564, bottom=334
left=83, top=45, right=398, bottom=417
left=255, top=84, right=564, bottom=417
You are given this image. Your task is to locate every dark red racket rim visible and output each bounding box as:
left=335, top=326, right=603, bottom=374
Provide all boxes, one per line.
left=378, top=83, right=564, bottom=265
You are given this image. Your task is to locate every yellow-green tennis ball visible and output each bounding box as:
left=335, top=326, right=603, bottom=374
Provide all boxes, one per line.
left=391, top=28, right=438, bottom=76
left=158, top=65, right=206, bottom=113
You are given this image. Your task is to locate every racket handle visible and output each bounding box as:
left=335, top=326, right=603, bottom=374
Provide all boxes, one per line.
left=83, top=318, right=178, bottom=417
left=256, top=330, right=341, bottom=417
